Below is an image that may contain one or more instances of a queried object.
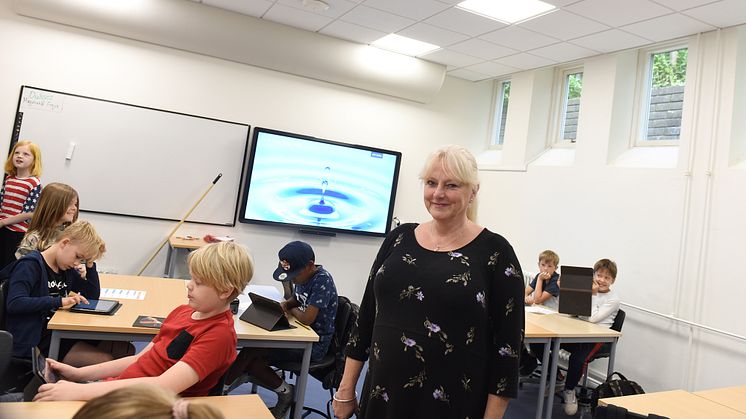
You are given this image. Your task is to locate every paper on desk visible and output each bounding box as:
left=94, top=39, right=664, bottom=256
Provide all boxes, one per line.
left=525, top=305, right=557, bottom=315
left=101, top=288, right=146, bottom=300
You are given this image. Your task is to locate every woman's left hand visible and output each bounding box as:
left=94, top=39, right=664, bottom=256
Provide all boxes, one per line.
left=33, top=381, right=83, bottom=401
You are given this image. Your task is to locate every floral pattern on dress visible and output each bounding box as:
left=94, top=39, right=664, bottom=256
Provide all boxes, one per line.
left=404, top=370, right=427, bottom=388
left=371, top=385, right=390, bottom=402
left=445, top=271, right=471, bottom=287
left=433, top=386, right=450, bottom=403
left=401, top=333, right=424, bottom=362
left=466, top=327, right=475, bottom=345
left=424, top=318, right=454, bottom=355
left=461, top=374, right=472, bottom=392
left=448, top=251, right=470, bottom=267
left=402, top=254, right=417, bottom=266
left=400, top=285, right=424, bottom=301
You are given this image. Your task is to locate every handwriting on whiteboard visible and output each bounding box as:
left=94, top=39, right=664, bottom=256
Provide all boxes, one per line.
left=21, top=89, right=64, bottom=113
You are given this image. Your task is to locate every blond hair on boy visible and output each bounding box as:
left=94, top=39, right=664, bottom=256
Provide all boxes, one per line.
left=57, top=220, right=106, bottom=263
left=188, top=241, right=254, bottom=300
left=538, top=249, right=559, bottom=267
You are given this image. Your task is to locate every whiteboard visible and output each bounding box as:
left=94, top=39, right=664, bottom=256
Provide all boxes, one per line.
left=12, top=86, right=249, bottom=226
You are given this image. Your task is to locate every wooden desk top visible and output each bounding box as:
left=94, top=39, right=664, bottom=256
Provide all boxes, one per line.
left=526, top=312, right=621, bottom=339
left=49, top=275, right=318, bottom=343
left=525, top=321, right=555, bottom=338
left=0, top=394, right=272, bottom=419
left=600, top=390, right=746, bottom=419
left=169, top=236, right=209, bottom=249
left=695, top=385, right=746, bottom=414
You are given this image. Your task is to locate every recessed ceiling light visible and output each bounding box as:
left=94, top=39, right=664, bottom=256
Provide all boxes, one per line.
left=457, top=0, right=556, bottom=24
left=302, top=0, right=330, bottom=12
left=371, top=34, right=440, bottom=57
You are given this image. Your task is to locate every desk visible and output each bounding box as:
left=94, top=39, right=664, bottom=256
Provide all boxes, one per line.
left=526, top=312, right=622, bottom=419
left=695, top=385, right=746, bottom=414
left=164, top=236, right=207, bottom=278
left=47, top=275, right=318, bottom=419
left=600, top=390, right=746, bottom=419
left=0, top=394, right=273, bottom=419
left=525, top=321, right=555, bottom=419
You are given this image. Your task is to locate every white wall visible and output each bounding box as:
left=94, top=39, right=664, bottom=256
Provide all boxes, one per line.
left=2, top=0, right=745, bottom=395
left=482, top=27, right=746, bottom=392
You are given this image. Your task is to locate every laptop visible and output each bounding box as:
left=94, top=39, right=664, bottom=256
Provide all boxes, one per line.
left=239, top=292, right=294, bottom=331
left=558, top=266, right=593, bottom=317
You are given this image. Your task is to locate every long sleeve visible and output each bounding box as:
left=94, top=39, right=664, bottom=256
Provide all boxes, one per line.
left=68, top=261, right=101, bottom=299
left=586, top=290, right=620, bottom=325
left=6, top=259, right=61, bottom=314
left=487, top=240, right=525, bottom=398
left=344, top=225, right=403, bottom=361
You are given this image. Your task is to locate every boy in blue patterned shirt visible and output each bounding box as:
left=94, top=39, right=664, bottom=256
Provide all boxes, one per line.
left=229, top=241, right=337, bottom=418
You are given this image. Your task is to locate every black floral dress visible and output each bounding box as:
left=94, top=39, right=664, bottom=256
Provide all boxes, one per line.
left=346, top=223, right=525, bottom=419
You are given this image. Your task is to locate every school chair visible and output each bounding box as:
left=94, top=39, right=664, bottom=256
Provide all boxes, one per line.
left=0, top=280, right=33, bottom=393
left=580, top=309, right=626, bottom=388
left=272, top=295, right=359, bottom=418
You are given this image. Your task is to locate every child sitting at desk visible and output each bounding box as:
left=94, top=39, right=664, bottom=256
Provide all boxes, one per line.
left=4, top=220, right=105, bottom=365
left=226, top=240, right=337, bottom=419
left=34, top=241, right=255, bottom=401
left=524, top=249, right=561, bottom=310
left=531, top=258, right=621, bottom=416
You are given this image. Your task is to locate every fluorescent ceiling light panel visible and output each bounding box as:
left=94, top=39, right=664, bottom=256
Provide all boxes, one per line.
left=371, top=34, right=441, bottom=56
left=457, top=0, right=556, bottom=24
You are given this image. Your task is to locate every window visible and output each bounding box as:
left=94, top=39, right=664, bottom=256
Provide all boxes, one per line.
left=559, top=70, right=583, bottom=143
left=637, top=46, right=688, bottom=144
left=492, top=80, right=511, bottom=146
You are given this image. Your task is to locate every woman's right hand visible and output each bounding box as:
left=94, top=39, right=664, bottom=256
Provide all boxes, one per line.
left=332, top=394, right=359, bottom=419
left=47, top=358, right=83, bottom=382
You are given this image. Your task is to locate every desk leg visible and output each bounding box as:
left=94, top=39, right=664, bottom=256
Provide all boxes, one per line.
left=49, top=332, right=61, bottom=360
left=292, top=342, right=312, bottom=419
left=607, top=338, right=618, bottom=378
left=164, top=245, right=176, bottom=278
left=544, top=338, right=562, bottom=419
left=535, top=339, right=551, bottom=419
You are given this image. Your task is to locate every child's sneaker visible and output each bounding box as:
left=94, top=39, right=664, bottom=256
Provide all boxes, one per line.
left=563, top=389, right=578, bottom=415
left=270, top=384, right=295, bottom=419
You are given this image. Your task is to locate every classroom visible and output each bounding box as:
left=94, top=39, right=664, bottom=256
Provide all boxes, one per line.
left=1, top=0, right=746, bottom=418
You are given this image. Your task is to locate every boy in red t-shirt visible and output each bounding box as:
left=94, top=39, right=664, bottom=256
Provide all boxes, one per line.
left=34, top=241, right=254, bottom=401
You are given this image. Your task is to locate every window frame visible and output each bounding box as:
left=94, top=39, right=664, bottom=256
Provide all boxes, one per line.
left=631, top=42, right=689, bottom=147
left=550, top=65, right=584, bottom=147
left=489, top=78, right=511, bottom=148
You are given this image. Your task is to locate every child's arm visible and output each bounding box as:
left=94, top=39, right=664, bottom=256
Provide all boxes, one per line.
left=49, top=342, right=154, bottom=382
left=587, top=297, right=620, bottom=324
left=35, top=360, right=199, bottom=402
left=0, top=212, right=34, bottom=226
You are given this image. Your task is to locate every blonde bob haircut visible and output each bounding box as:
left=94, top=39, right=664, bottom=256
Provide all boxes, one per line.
left=5, top=140, right=43, bottom=177
left=57, top=220, right=106, bottom=263
left=188, top=241, right=254, bottom=300
left=72, top=384, right=224, bottom=419
left=418, top=145, right=480, bottom=222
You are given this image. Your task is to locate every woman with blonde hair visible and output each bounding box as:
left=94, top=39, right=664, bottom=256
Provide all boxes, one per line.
left=334, top=145, right=525, bottom=419
left=72, top=384, right=224, bottom=419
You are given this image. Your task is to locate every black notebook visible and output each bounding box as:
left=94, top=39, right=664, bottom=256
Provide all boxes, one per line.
left=133, top=315, right=165, bottom=328
left=239, top=292, right=294, bottom=331
left=558, top=266, right=593, bottom=317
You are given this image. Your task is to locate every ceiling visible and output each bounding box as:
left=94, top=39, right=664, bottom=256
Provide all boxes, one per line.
left=189, top=0, right=746, bottom=82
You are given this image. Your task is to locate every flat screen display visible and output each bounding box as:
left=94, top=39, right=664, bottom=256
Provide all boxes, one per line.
left=239, top=128, right=402, bottom=237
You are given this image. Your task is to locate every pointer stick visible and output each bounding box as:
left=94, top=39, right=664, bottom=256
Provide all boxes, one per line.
left=137, top=174, right=222, bottom=276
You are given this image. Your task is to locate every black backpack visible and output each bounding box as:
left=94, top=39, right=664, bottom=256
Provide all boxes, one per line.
left=591, top=371, right=645, bottom=409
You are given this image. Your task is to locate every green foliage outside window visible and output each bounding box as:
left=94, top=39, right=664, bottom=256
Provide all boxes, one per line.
left=567, top=73, right=583, bottom=100
left=652, top=48, right=688, bottom=88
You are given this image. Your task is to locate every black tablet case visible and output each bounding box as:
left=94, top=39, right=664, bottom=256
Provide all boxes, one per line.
left=239, top=292, right=293, bottom=331
left=558, top=266, right=593, bottom=317
left=70, top=299, right=122, bottom=315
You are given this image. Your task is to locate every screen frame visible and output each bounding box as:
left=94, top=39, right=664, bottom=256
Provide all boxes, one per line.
left=238, top=127, right=402, bottom=237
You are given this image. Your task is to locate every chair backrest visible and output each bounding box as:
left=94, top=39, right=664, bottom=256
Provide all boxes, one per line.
left=611, top=309, right=626, bottom=332
left=0, top=330, right=12, bottom=378
left=319, top=295, right=358, bottom=390
left=0, top=279, right=9, bottom=330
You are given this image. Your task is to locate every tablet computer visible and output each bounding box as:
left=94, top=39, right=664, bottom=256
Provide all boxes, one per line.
left=239, top=292, right=294, bottom=331
left=70, top=298, right=121, bottom=315
left=31, top=347, right=57, bottom=384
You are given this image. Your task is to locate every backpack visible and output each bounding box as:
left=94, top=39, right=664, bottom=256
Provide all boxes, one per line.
left=591, top=371, right=645, bottom=409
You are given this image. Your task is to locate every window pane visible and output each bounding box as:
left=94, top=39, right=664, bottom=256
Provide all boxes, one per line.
left=645, top=48, right=687, bottom=141
left=493, top=81, right=510, bottom=145
left=561, top=72, right=582, bottom=142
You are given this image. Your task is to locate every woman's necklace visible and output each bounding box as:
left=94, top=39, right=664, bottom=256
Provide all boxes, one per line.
left=429, top=222, right=466, bottom=251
